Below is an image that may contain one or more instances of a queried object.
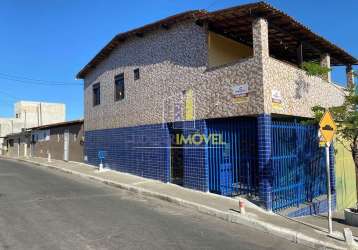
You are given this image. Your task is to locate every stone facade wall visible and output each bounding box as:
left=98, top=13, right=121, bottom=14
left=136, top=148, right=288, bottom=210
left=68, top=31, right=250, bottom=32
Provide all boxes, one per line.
left=263, top=58, right=346, bottom=117
left=84, top=17, right=346, bottom=131
left=84, top=21, right=264, bottom=131
left=253, top=17, right=345, bottom=117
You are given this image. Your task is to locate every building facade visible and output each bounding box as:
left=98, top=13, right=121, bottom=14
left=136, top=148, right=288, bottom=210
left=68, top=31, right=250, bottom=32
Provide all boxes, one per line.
left=14, top=101, right=66, bottom=128
left=3, top=130, right=31, bottom=158
left=3, top=120, right=84, bottom=162
left=77, top=3, right=357, bottom=213
left=0, top=101, right=66, bottom=154
left=30, top=120, right=84, bottom=162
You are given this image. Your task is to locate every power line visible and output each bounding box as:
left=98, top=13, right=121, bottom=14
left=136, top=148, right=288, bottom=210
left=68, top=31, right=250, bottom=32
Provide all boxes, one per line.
left=0, top=90, right=19, bottom=100
left=0, top=72, right=82, bottom=86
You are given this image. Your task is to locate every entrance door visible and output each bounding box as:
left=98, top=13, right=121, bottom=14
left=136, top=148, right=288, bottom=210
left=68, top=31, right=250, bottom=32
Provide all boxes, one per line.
left=64, top=130, right=69, bottom=161
left=169, top=125, right=184, bottom=185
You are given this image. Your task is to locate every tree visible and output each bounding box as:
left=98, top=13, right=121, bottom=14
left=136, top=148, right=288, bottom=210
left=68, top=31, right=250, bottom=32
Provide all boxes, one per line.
left=311, top=72, right=358, bottom=201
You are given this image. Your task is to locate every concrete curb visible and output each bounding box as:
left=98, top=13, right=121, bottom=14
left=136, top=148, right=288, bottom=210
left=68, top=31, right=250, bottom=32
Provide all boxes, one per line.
left=6, top=157, right=347, bottom=250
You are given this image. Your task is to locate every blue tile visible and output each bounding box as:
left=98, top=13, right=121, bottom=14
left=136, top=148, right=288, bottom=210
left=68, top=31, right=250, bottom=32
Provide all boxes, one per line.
left=85, top=123, right=171, bottom=182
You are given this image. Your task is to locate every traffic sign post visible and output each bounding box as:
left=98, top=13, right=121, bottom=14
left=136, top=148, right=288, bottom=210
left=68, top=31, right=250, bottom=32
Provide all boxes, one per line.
left=325, top=142, right=332, bottom=234
left=319, top=111, right=337, bottom=235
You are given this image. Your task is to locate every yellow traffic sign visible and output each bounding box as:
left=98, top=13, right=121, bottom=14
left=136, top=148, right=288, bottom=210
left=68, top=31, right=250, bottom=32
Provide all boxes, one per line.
left=319, top=111, right=337, bottom=144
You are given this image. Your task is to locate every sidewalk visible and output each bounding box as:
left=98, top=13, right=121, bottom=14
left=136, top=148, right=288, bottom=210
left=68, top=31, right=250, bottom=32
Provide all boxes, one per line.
left=2, top=155, right=355, bottom=250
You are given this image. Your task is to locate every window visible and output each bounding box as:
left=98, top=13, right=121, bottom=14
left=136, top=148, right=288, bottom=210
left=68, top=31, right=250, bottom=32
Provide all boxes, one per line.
left=93, top=83, right=101, bottom=106
left=134, top=68, right=140, bottom=80
left=114, top=73, right=125, bottom=101
left=16, top=113, right=20, bottom=118
left=8, top=139, right=14, bottom=147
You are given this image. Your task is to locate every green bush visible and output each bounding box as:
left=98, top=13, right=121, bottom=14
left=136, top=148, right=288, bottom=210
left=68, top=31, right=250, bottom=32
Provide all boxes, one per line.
left=302, top=61, right=331, bottom=77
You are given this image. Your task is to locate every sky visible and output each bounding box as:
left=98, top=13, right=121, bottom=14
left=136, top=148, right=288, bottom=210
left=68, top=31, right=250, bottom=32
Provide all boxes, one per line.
left=0, top=0, right=356, bottom=120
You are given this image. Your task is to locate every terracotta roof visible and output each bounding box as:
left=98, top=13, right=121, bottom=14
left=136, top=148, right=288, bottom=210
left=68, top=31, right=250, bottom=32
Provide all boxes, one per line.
left=200, top=2, right=358, bottom=66
left=76, top=2, right=357, bottom=79
left=30, top=119, right=84, bottom=130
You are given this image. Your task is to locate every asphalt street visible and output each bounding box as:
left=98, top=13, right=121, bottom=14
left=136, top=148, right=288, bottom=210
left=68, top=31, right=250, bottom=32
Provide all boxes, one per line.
left=0, top=158, right=308, bottom=250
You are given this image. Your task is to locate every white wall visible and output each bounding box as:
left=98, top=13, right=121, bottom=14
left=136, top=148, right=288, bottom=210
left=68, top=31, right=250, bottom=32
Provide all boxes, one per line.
left=0, top=101, right=66, bottom=151
left=14, top=101, right=65, bottom=128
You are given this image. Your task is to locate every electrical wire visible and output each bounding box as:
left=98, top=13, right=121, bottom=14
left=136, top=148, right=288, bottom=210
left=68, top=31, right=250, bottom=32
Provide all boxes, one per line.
left=0, top=90, right=19, bottom=100
left=0, top=72, right=82, bottom=86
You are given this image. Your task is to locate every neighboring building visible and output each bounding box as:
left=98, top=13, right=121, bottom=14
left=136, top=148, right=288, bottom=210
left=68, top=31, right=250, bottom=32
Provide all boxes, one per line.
left=0, top=101, right=66, bottom=154
left=77, top=3, right=357, bottom=214
left=3, top=130, right=31, bottom=158
left=30, top=120, right=84, bottom=162
left=2, top=120, right=84, bottom=162
left=14, top=101, right=66, bottom=128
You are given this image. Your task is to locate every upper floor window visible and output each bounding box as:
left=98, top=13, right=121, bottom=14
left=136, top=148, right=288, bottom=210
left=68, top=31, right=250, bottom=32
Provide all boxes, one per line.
left=93, top=83, right=101, bottom=106
left=134, top=68, right=140, bottom=80
left=114, top=73, right=125, bottom=101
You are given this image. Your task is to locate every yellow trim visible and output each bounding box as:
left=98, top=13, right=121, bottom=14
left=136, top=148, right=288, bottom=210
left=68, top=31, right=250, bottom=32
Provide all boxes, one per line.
left=208, top=32, right=253, bottom=67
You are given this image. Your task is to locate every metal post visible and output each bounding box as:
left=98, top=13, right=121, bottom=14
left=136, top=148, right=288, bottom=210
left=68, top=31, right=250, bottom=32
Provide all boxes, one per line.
left=326, top=143, right=333, bottom=234
left=99, top=159, right=103, bottom=172
left=47, top=152, right=51, bottom=163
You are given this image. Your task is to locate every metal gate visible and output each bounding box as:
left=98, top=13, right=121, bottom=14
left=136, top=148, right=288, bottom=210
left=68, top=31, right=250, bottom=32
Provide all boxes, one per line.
left=207, top=118, right=258, bottom=196
left=271, top=121, right=327, bottom=211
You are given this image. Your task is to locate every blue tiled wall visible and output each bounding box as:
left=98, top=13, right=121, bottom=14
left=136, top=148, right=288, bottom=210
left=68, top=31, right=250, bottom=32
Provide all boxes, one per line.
left=85, top=121, right=209, bottom=191
left=257, top=114, right=273, bottom=211
left=181, top=120, right=209, bottom=192
left=85, top=124, right=171, bottom=182
left=85, top=115, right=335, bottom=213
left=287, top=195, right=336, bottom=217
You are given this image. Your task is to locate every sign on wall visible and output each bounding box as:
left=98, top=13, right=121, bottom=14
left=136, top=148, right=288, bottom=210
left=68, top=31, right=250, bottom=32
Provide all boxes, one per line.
left=272, top=89, right=283, bottom=110
left=185, top=89, right=194, bottom=121
left=232, top=84, right=249, bottom=104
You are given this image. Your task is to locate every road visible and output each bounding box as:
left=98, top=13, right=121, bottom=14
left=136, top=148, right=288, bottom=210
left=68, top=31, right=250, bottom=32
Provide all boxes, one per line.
left=0, top=158, right=308, bottom=250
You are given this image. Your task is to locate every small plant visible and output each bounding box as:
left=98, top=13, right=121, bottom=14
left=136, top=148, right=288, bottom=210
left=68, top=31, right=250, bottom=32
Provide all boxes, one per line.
left=302, top=61, right=331, bottom=77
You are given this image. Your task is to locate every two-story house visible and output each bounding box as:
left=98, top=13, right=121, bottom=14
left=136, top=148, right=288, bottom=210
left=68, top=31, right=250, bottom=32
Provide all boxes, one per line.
left=77, top=2, right=357, bottom=213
